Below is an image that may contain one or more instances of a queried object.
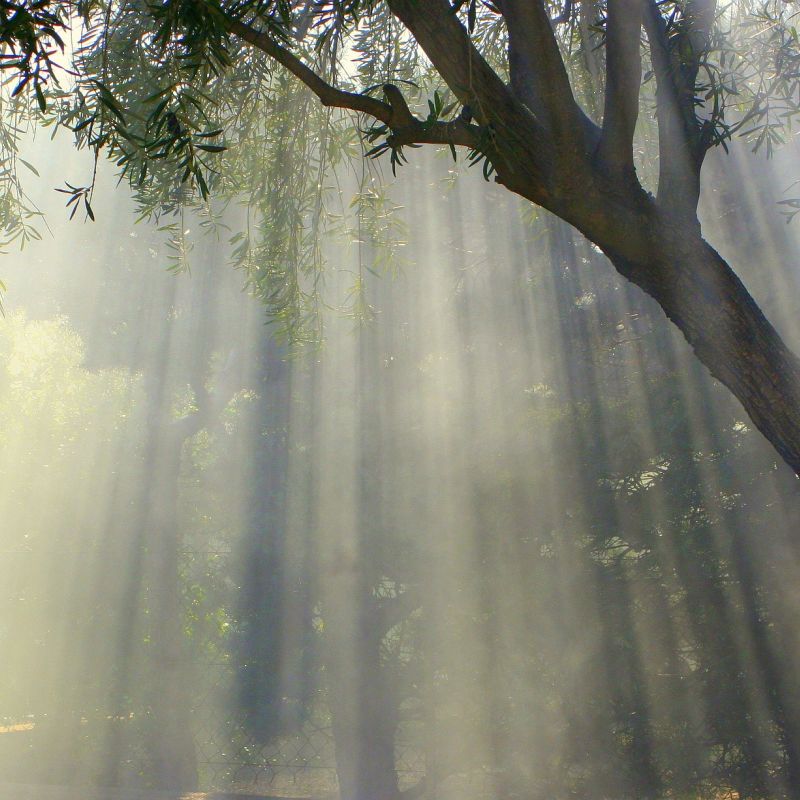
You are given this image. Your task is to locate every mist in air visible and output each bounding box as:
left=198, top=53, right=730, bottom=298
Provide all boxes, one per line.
left=1, top=89, right=800, bottom=800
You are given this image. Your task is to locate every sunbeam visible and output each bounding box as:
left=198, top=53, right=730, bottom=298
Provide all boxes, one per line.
left=2, top=3, right=800, bottom=800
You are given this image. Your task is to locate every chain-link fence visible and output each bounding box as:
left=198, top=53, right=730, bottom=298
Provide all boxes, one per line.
left=191, top=662, right=426, bottom=796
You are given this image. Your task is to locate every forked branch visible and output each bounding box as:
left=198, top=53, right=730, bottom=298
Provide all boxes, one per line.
left=497, top=0, right=594, bottom=150
left=385, top=0, right=554, bottom=195
left=387, top=0, right=520, bottom=127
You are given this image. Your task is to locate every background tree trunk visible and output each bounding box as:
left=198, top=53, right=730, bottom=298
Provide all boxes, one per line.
left=324, top=591, right=400, bottom=800
left=143, top=424, right=199, bottom=791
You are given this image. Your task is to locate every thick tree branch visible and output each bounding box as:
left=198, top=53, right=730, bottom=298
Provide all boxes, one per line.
left=386, top=120, right=481, bottom=151
left=497, top=0, right=595, bottom=153
left=381, top=83, right=415, bottom=127
left=643, top=0, right=705, bottom=214
left=605, top=226, right=800, bottom=477
left=597, top=0, right=643, bottom=180
left=578, top=0, right=603, bottom=112
left=387, top=0, right=522, bottom=126
left=220, top=1, right=800, bottom=480
left=385, top=0, right=555, bottom=199
left=681, top=0, right=717, bottom=91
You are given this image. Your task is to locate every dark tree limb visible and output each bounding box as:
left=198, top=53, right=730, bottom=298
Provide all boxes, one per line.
left=496, top=0, right=598, bottom=152
left=386, top=0, right=522, bottom=125
left=219, top=0, right=800, bottom=477
left=225, top=16, right=395, bottom=123
left=642, top=0, right=705, bottom=214
left=605, top=227, right=800, bottom=478
left=225, top=16, right=482, bottom=152
left=385, top=0, right=555, bottom=199
left=597, top=0, right=643, bottom=179
left=680, top=0, right=717, bottom=90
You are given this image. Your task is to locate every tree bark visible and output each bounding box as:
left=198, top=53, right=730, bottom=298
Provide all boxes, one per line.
left=383, top=0, right=800, bottom=476
left=601, top=217, right=800, bottom=476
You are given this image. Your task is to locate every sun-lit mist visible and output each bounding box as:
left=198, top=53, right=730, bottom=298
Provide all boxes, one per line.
left=1, top=90, right=800, bottom=800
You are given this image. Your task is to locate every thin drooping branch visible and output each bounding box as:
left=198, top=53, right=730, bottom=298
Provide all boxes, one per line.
left=225, top=15, right=394, bottom=122
left=225, top=15, right=481, bottom=151
left=497, top=0, right=596, bottom=153
left=597, top=0, right=643, bottom=180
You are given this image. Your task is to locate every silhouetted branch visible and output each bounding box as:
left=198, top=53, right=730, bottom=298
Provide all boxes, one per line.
left=643, top=0, right=704, bottom=212
left=598, top=0, right=643, bottom=178
left=681, top=0, right=717, bottom=89
left=385, top=0, right=554, bottom=197
left=386, top=0, right=522, bottom=127
left=225, top=16, right=481, bottom=152
left=497, top=0, right=595, bottom=148
left=225, top=16, right=395, bottom=123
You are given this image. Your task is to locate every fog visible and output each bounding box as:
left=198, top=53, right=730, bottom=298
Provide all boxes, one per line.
left=1, top=117, right=800, bottom=800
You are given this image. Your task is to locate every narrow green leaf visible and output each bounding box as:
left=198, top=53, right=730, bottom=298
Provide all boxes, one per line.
left=19, top=159, right=39, bottom=176
left=35, top=83, right=46, bottom=113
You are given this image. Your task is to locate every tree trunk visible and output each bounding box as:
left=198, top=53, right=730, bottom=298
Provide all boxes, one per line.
left=599, top=218, right=800, bottom=476
left=323, top=592, right=400, bottom=800
left=145, top=439, right=199, bottom=792
left=499, top=146, right=800, bottom=476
